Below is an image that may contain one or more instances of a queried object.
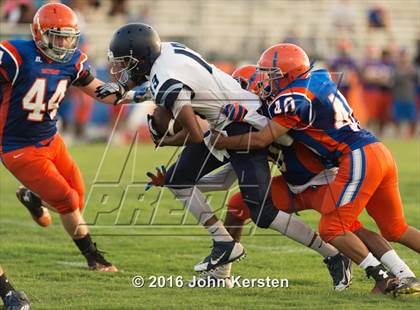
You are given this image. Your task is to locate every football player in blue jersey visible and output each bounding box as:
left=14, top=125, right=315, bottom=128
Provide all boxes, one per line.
left=0, top=3, right=147, bottom=272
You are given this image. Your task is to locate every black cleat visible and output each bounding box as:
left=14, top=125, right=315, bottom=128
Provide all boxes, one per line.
left=393, top=277, right=420, bottom=296
left=84, top=243, right=118, bottom=272
left=16, top=186, right=51, bottom=227
left=194, top=240, right=245, bottom=272
left=323, top=253, right=352, bottom=291
left=3, top=291, right=30, bottom=310
left=366, top=264, right=399, bottom=294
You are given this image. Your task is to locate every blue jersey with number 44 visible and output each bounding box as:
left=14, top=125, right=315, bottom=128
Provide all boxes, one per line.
left=0, top=39, right=90, bottom=153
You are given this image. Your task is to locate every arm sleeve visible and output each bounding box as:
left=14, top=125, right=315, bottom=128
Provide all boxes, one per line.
left=72, top=69, right=95, bottom=87
left=72, top=52, right=94, bottom=86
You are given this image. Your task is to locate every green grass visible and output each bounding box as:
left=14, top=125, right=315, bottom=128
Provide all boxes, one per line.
left=0, top=139, right=419, bottom=309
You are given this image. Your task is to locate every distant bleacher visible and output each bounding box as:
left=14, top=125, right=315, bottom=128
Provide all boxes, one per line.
left=0, top=0, right=419, bottom=65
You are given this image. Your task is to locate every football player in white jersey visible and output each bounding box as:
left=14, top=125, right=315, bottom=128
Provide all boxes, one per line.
left=97, top=23, right=339, bottom=273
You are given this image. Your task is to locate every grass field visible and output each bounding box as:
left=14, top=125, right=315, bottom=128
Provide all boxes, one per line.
left=0, top=138, right=419, bottom=309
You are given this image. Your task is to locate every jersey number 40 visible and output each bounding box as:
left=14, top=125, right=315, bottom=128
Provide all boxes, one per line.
left=22, top=78, right=68, bottom=122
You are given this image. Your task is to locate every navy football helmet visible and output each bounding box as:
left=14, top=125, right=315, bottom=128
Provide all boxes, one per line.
left=108, top=23, right=161, bottom=85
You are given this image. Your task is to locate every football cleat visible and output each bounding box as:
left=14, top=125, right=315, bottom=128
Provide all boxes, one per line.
left=366, top=264, right=400, bottom=294
left=84, top=244, right=118, bottom=272
left=393, top=277, right=420, bottom=296
left=323, top=253, right=352, bottom=291
left=16, top=186, right=52, bottom=227
left=194, top=240, right=245, bottom=273
left=3, top=291, right=30, bottom=310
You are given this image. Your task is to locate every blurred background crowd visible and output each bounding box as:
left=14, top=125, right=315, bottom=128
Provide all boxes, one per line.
left=1, top=0, right=419, bottom=144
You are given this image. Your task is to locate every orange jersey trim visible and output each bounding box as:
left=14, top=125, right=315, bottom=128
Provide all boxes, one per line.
left=305, top=128, right=351, bottom=155
left=1, top=41, right=23, bottom=65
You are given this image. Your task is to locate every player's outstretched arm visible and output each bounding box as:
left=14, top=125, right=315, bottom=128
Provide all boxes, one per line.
left=79, top=78, right=150, bottom=105
left=211, top=120, right=289, bottom=150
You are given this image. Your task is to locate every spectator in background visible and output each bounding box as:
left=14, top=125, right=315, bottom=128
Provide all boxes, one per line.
left=379, top=49, right=396, bottom=131
left=392, top=49, right=417, bottom=138
left=1, top=0, right=34, bottom=23
left=58, top=34, right=94, bottom=142
left=283, top=29, right=301, bottom=46
left=328, top=40, right=359, bottom=98
left=109, top=0, right=127, bottom=17
left=329, top=0, right=356, bottom=33
left=361, top=46, right=395, bottom=136
left=368, top=4, right=390, bottom=30
left=416, top=41, right=420, bottom=125
left=128, top=5, right=152, bottom=24
left=328, top=40, right=367, bottom=125
left=302, top=24, right=327, bottom=62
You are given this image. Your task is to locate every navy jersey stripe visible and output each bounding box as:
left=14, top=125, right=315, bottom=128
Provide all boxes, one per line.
left=155, top=79, right=184, bottom=109
left=174, top=49, right=213, bottom=74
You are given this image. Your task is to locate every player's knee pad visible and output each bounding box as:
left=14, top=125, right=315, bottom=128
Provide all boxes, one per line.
left=227, top=192, right=250, bottom=221
left=53, top=190, right=80, bottom=214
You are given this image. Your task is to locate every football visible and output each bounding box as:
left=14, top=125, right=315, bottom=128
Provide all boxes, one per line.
left=152, top=106, right=183, bottom=136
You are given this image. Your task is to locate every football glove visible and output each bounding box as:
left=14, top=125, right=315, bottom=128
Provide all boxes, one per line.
left=145, top=166, right=167, bottom=191
left=147, top=114, right=163, bottom=145
left=95, top=82, right=127, bottom=104
left=95, top=82, right=151, bottom=105
left=223, top=102, right=248, bottom=122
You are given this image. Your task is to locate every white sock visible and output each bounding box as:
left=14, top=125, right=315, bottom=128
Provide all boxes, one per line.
left=359, top=253, right=381, bottom=270
left=269, top=211, right=338, bottom=257
left=212, top=263, right=232, bottom=278
left=170, top=187, right=214, bottom=224
left=381, top=250, right=415, bottom=279
left=170, top=187, right=233, bottom=242
left=308, top=233, right=340, bottom=258
left=207, top=220, right=233, bottom=242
